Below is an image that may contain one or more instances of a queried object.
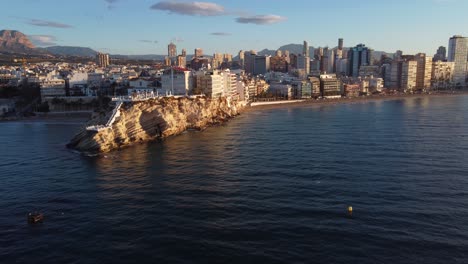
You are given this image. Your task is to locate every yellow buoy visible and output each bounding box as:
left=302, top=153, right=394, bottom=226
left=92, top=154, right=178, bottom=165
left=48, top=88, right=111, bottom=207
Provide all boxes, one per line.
left=348, top=206, right=353, bottom=213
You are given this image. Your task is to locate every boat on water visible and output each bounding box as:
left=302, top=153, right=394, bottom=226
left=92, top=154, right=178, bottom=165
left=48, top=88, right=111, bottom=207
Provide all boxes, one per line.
left=28, top=212, right=44, bottom=224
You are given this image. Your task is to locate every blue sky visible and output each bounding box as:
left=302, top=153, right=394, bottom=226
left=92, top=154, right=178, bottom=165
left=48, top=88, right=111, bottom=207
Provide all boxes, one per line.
left=4, top=0, right=468, bottom=55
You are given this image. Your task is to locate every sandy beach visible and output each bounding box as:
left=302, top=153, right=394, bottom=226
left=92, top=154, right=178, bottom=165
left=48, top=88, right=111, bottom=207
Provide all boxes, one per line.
left=245, top=91, right=468, bottom=111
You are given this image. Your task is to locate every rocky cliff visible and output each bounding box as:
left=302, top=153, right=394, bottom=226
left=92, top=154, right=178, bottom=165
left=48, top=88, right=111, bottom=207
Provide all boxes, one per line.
left=0, top=30, right=36, bottom=53
left=68, top=96, right=245, bottom=153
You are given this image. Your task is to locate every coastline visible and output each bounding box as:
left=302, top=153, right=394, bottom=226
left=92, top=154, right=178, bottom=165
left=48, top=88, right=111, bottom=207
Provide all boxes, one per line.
left=245, top=91, right=468, bottom=111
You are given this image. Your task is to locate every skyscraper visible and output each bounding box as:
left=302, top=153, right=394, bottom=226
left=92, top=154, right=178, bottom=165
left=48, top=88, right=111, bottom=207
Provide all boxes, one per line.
left=238, top=50, right=245, bottom=69
left=96, top=52, right=110, bottom=68
left=448, top=35, right=468, bottom=86
left=338, top=38, right=344, bottom=50
left=348, top=44, right=373, bottom=77
left=303, top=41, right=309, bottom=57
left=414, top=53, right=433, bottom=90
left=168, top=42, right=177, bottom=58
left=334, top=38, right=344, bottom=74
left=434, top=46, right=447, bottom=62
left=194, top=48, right=203, bottom=58
left=181, top=48, right=187, bottom=57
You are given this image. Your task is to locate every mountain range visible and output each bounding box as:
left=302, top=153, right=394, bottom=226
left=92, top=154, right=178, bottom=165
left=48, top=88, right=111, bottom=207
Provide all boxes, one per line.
left=0, top=29, right=393, bottom=60
left=0, top=30, right=37, bottom=54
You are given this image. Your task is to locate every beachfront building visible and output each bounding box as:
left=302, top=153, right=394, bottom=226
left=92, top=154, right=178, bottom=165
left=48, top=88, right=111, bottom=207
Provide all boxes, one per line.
left=448, top=35, right=468, bottom=86
left=320, top=74, right=342, bottom=98
left=414, top=53, right=433, bottom=91
left=431, top=61, right=455, bottom=90
left=309, top=77, right=321, bottom=98
left=344, top=84, right=361, bottom=97
left=401, top=61, right=418, bottom=92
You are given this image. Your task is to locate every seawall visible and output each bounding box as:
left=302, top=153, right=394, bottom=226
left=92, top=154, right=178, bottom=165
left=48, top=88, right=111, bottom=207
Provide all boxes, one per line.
left=67, top=96, right=245, bottom=153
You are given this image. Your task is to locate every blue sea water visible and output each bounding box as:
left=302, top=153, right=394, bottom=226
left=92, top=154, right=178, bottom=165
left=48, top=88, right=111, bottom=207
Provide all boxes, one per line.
left=1, top=95, right=468, bottom=263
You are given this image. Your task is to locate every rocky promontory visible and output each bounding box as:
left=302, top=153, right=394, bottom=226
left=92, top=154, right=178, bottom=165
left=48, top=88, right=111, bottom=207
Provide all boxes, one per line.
left=68, top=96, right=245, bottom=153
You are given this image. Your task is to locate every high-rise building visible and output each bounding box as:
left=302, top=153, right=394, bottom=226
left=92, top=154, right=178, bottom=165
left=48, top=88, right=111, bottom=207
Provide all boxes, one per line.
left=338, top=38, right=344, bottom=50
left=275, top=50, right=282, bottom=57
left=96, top=52, right=110, bottom=68
left=431, top=61, right=455, bottom=89
left=394, top=50, right=403, bottom=60
left=434, top=46, right=447, bottom=62
left=414, top=53, right=433, bottom=90
left=296, top=54, right=310, bottom=78
left=244, top=51, right=257, bottom=75
left=176, top=55, right=186, bottom=68
left=319, top=74, right=342, bottom=97
left=284, top=50, right=290, bottom=63
left=401, top=60, right=417, bottom=91
left=270, top=56, right=289, bottom=73
left=194, top=48, right=203, bottom=58
left=223, top=54, right=233, bottom=63
left=168, top=42, right=177, bottom=58
left=253, top=55, right=271, bottom=75
left=348, top=44, right=373, bottom=77
left=448, top=35, right=468, bottom=85
left=181, top=49, right=187, bottom=57
left=303, top=41, right=309, bottom=57
left=334, top=38, right=344, bottom=73
left=238, top=50, right=245, bottom=69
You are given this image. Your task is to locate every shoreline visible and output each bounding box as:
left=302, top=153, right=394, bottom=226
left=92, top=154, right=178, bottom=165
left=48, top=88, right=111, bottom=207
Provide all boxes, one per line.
left=4, top=91, right=468, bottom=122
left=245, top=91, right=468, bottom=111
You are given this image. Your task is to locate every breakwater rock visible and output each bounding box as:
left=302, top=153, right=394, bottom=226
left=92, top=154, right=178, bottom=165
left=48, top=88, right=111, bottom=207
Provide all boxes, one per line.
left=67, top=96, right=245, bottom=153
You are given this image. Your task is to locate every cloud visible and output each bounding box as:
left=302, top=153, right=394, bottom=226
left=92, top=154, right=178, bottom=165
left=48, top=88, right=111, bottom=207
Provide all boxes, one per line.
left=140, top=40, right=158, bottom=44
left=27, top=19, right=73, bottom=28
left=150, top=1, right=225, bottom=16
left=104, top=0, right=119, bottom=9
left=210, top=32, right=231, bottom=36
left=29, top=35, right=58, bottom=46
left=236, top=15, right=287, bottom=25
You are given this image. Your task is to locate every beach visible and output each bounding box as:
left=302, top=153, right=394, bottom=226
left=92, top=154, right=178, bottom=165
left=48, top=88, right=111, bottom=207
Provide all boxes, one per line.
left=246, top=91, right=468, bottom=111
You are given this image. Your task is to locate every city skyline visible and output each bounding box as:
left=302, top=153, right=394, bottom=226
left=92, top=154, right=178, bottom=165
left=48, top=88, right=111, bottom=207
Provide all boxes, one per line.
left=3, top=0, right=468, bottom=55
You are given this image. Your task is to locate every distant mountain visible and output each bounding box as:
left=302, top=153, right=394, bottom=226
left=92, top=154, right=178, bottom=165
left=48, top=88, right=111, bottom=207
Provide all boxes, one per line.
left=278, top=43, right=315, bottom=55
left=255, top=44, right=316, bottom=57
left=0, top=30, right=37, bottom=54
left=111, top=54, right=167, bottom=61
left=254, top=43, right=392, bottom=62
left=43, top=46, right=98, bottom=57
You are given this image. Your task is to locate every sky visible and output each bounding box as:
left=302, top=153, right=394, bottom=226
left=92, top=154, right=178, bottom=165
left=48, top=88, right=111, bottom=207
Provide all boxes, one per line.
left=4, top=0, right=468, bottom=56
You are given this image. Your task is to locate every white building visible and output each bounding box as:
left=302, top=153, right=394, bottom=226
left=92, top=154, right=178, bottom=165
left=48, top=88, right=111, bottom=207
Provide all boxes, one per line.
left=40, top=78, right=66, bottom=98
left=161, top=69, right=192, bottom=96
left=68, top=71, right=88, bottom=87
left=432, top=61, right=455, bottom=89
left=222, top=69, right=238, bottom=99
left=128, top=78, right=157, bottom=95
left=197, top=71, right=224, bottom=97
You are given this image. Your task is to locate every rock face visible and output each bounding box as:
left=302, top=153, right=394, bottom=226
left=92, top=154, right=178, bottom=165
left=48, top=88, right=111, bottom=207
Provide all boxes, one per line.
left=68, top=97, right=245, bottom=153
left=0, top=30, right=36, bottom=53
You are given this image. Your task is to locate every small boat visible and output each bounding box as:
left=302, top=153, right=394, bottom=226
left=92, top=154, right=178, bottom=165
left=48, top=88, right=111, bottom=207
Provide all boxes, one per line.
left=28, top=212, right=44, bottom=224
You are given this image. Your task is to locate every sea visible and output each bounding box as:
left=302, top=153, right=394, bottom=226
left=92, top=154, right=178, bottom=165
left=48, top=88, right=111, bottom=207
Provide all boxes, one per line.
left=1, top=95, right=468, bottom=263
